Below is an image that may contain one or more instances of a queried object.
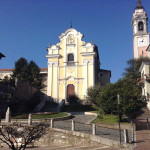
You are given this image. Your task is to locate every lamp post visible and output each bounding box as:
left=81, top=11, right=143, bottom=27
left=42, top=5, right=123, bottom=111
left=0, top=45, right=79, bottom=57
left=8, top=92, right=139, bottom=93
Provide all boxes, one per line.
left=117, top=94, right=121, bottom=146
left=0, top=52, right=6, bottom=122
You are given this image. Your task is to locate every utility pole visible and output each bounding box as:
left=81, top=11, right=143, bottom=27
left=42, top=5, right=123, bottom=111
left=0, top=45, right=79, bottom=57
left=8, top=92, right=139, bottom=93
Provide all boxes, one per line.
left=117, top=94, right=121, bottom=146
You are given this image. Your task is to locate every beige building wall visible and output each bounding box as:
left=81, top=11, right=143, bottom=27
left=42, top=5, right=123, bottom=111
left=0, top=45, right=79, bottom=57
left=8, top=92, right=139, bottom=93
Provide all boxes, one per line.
left=46, top=28, right=99, bottom=102
left=139, top=62, right=150, bottom=110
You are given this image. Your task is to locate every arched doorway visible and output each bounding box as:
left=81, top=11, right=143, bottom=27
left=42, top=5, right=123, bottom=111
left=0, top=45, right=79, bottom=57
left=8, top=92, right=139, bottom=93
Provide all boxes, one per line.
left=67, top=84, right=75, bottom=99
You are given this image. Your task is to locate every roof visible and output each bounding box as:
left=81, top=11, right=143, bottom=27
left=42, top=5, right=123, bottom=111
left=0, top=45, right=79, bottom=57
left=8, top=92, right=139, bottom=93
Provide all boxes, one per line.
left=0, top=69, right=14, bottom=72
left=58, top=27, right=83, bottom=40
left=135, top=0, right=144, bottom=9
left=99, top=69, right=111, bottom=77
left=0, top=68, right=48, bottom=73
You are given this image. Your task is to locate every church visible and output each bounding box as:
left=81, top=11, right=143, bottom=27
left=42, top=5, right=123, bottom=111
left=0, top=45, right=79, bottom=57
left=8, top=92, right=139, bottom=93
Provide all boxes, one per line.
left=46, top=27, right=111, bottom=102
left=0, top=27, right=111, bottom=103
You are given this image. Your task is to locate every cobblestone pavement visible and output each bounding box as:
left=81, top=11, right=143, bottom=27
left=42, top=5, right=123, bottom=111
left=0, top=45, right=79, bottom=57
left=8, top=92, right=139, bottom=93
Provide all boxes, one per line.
left=53, top=114, right=132, bottom=142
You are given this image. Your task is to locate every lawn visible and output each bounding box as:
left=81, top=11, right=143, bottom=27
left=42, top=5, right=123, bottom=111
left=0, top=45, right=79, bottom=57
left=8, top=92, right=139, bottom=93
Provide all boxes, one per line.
left=91, top=114, right=128, bottom=124
left=12, top=112, right=68, bottom=119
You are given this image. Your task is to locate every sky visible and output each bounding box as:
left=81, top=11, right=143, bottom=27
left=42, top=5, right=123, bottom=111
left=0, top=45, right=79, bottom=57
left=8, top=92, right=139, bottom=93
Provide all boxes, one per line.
left=0, top=0, right=150, bottom=83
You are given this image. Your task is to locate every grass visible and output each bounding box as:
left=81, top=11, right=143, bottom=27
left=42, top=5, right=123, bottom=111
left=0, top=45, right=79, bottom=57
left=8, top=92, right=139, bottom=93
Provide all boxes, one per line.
left=62, top=105, right=99, bottom=112
left=91, top=114, right=128, bottom=124
left=12, top=112, right=68, bottom=119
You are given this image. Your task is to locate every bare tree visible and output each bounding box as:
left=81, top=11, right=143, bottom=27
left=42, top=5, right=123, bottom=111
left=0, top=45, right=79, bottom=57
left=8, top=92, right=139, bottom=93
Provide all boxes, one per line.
left=0, top=122, right=47, bottom=150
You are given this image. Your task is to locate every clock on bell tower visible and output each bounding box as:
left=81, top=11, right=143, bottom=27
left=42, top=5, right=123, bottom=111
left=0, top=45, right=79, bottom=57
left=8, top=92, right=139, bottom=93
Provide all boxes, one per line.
left=132, top=0, right=150, bottom=58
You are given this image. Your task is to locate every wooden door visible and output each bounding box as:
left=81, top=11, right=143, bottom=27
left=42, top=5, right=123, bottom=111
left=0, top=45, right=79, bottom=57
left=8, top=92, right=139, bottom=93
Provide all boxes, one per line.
left=67, top=84, right=75, bottom=99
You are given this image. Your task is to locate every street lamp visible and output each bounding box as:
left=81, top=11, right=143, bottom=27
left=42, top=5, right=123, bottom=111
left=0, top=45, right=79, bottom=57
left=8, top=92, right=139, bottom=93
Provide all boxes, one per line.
left=0, top=52, right=5, bottom=123
left=117, top=94, right=121, bottom=146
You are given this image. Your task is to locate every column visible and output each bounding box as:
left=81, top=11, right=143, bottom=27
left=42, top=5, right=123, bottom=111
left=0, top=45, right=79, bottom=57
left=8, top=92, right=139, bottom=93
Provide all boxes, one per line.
left=47, top=62, right=53, bottom=97
left=83, top=60, right=88, bottom=97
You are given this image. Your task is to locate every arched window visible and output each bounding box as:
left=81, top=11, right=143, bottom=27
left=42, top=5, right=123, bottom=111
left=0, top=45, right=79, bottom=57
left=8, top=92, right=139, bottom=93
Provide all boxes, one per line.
left=138, top=21, right=144, bottom=31
left=68, top=54, right=74, bottom=62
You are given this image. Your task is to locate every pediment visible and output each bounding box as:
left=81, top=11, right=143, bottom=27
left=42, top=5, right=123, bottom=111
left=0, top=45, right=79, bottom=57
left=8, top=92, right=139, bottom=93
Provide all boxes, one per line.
left=59, top=28, right=83, bottom=40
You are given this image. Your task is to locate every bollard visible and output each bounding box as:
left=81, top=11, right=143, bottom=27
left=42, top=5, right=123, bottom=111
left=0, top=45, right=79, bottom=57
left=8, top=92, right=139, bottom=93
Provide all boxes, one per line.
left=5, top=107, right=11, bottom=123
left=50, top=119, right=54, bottom=128
left=147, top=118, right=149, bottom=130
left=92, top=124, right=96, bottom=135
left=124, top=129, right=129, bottom=143
left=28, top=113, right=32, bottom=125
left=131, top=121, right=134, bottom=143
left=72, top=120, right=75, bottom=131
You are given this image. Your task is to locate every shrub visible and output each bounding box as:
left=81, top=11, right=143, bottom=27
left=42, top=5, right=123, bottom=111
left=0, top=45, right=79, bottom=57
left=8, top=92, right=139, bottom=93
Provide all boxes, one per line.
left=97, top=109, right=103, bottom=119
left=67, top=94, right=80, bottom=105
left=87, top=84, right=101, bottom=107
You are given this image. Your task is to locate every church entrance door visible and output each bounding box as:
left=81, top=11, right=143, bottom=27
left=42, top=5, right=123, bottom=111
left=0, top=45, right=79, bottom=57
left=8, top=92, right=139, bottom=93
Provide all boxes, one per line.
left=67, top=84, right=75, bottom=99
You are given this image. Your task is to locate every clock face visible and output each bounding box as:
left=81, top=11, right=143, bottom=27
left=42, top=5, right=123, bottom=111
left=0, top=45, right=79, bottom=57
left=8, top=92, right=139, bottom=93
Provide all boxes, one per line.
left=138, top=38, right=147, bottom=47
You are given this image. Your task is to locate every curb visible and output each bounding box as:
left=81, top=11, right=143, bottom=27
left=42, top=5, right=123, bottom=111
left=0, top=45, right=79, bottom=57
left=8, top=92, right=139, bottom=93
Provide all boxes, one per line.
left=1, top=113, right=72, bottom=123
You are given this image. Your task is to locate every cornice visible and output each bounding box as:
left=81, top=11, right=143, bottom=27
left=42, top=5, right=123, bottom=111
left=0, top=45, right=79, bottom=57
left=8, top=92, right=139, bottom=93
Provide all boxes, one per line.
left=81, top=52, right=95, bottom=56
left=46, top=54, right=60, bottom=58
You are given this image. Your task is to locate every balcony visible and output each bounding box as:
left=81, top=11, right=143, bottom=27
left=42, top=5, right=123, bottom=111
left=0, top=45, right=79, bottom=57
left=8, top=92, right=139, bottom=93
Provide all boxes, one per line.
left=67, top=62, right=75, bottom=66
left=137, top=77, right=144, bottom=86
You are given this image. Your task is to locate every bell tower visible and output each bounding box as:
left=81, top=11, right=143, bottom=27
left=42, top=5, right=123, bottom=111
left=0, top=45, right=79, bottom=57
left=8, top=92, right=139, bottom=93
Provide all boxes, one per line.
left=132, top=0, right=150, bottom=58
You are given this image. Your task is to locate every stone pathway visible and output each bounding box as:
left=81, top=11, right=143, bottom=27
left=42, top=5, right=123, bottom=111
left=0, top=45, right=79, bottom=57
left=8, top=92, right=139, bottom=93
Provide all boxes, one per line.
left=53, top=114, right=132, bottom=142
left=133, top=107, right=150, bottom=150
left=0, top=113, right=133, bottom=150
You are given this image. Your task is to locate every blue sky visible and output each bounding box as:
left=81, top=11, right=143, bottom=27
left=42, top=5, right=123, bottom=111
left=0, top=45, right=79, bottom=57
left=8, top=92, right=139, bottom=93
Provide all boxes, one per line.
left=0, top=0, right=150, bottom=83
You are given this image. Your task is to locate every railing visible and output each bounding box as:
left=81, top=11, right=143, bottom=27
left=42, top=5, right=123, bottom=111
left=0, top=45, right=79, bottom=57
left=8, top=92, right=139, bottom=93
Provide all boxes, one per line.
left=67, top=62, right=75, bottom=66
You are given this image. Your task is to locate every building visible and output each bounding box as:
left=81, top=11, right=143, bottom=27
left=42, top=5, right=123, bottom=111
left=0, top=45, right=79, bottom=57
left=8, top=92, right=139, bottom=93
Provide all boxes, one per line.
left=136, top=0, right=150, bottom=110
left=0, top=68, right=48, bottom=97
left=132, top=0, right=150, bottom=58
left=139, top=62, right=150, bottom=109
left=0, top=28, right=111, bottom=103
left=46, top=27, right=111, bottom=102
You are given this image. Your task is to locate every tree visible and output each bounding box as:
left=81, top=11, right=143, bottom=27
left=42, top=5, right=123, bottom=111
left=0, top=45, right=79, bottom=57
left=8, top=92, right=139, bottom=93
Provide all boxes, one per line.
left=0, top=123, right=47, bottom=150
left=12, top=58, right=29, bottom=83
left=88, top=57, right=148, bottom=117
left=98, top=78, right=145, bottom=117
left=87, top=84, right=101, bottom=107
left=123, top=57, right=150, bottom=79
left=12, top=58, right=42, bottom=89
left=28, top=60, right=42, bottom=89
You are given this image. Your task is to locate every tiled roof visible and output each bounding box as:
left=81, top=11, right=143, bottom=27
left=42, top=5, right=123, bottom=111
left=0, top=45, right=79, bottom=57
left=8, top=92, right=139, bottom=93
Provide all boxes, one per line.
left=0, top=68, right=48, bottom=72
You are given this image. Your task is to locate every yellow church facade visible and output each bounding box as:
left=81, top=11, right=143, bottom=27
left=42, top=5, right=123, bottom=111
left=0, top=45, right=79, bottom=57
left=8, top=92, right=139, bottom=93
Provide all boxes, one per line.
left=46, top=28, right=111, bottom=102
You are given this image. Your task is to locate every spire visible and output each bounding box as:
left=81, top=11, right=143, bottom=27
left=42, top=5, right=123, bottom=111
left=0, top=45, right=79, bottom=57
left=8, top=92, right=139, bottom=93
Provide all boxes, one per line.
left=135, top=0, right=143, bottom=9
left=70, top=21, right=72, bottom=28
